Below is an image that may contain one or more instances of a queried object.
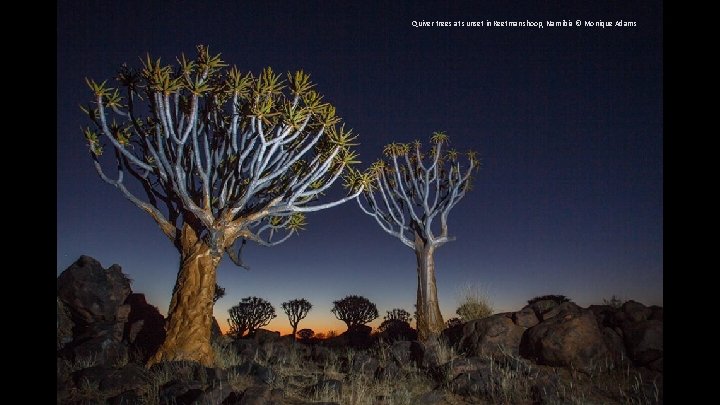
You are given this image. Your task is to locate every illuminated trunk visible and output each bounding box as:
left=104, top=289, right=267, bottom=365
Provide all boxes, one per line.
left=414, top=234, right=444, bottom=341
left=147, top=226, right=220, bottom=367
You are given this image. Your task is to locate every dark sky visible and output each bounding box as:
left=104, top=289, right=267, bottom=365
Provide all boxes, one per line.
left=57, top=1, right=663, bottom=334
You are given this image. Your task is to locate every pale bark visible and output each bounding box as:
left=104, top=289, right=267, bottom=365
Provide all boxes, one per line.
left=414, top=234, right=445, bottom=341
left=147, top=226, right=220, bottom=367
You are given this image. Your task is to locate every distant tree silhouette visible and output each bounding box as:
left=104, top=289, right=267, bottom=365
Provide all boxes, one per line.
left=384, top=308, right=412, bottom=323
left=281, top=298, right=312, bottom=340
left=297, top=328, right=314, bottom=341
left=353, top=132, right=478, bottom=341
left=378, top=308, right=416, bottom=341
left=228, top=296, right=277, bottom=338
left=527, top=294, right=571, bottom=306
left=81, top=45, right=363, bottom=366
left=213, top=284, right=226, bottom=304
left=331, top=295, right=378, bottom=331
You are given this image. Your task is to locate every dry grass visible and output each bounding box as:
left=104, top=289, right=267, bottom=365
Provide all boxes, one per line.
left=58, top=337, right=661, bottom=405
left=455, top=283, right=494, bottom=322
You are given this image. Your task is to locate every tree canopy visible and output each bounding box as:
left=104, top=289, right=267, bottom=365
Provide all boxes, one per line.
left=330, top=295, right=378, bottom=330
left=82, top=44, right=363, bottom=263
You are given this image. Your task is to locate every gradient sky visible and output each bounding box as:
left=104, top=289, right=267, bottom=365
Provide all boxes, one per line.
left=57, top=1, right=662, bottom=335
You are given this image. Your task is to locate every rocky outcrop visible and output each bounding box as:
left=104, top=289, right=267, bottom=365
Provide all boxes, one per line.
left=57, top=255, right=132, bottom=366
left=512, top=306, right=539, bottom=328
left=57, top=297, right=74, bottom=350
left=624, top=320, right=663, bottom=370
left=124, top=293, right=166, bottom=361
left=460, top=313, right=526, bottom=356
left=520, top=305, right=610, bottom=372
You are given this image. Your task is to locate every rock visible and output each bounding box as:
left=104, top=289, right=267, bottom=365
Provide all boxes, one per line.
left=309, top=379, right=343, bottom=399
left=192, top=383, right=235, bottom=404
left=624, top=320, right=663, bottom=367
left=159, top=380, right=204, bottom=403
left=57, top=255, right=133, bottom=366
left=73, top=364, right=149, bottom=394
left=124, top=293, right=165, bottom=361
left=588, top=304, right=616, bottom=327
left=57, top=297, right=74, bottom=350
left=649, top=306, right=663, bottom=322
left=529, top=299, right=560, bottom=320
left=174, top=388, right=204, bottom=404
left=622, top=301, right=652, bottom=323
left=229, top=361, right=275, bottom=385
left=240, top=386, right=271, bottom=405
left=449, top=366, right=495, bottom=397
left=439, top=356, right=487, bottom=382
left=512, top=306, right=539, bottom=328
left=409, top=340, right=437, bottom=369
left=601, top=327, right=627, bottom=364
left=441, top=321, right=465, bottom=347
left=460, top=313, right=526, bottom=356
left=539, top=301, right=582, bottom=321
left=108, top=389, right=142, bottom=404
left=520, top=308, right=610, bottom=372
left=350, top=352, right=380, bottom=376
left=57, top=255, right=132, bottom=324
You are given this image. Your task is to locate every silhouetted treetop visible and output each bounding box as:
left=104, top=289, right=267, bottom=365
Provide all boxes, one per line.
left=331, top=295, right=378, bottom=330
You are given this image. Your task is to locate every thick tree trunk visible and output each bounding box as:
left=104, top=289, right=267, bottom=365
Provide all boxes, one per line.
left=291, top=325, right=298, bottom=341
left=414, top=236, right=445, bottom=342
left=147, top=226, right=220, bottom=367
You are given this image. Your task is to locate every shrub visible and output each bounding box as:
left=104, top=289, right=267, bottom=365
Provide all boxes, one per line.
left=602, top=294, right=625, bottom=309
left=455, top=283, right=494, bottom=322
left=527, top=294, right=571, bottom=306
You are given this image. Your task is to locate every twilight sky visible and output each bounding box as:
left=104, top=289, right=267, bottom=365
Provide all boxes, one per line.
left=57, top=1, right=663, bottom=335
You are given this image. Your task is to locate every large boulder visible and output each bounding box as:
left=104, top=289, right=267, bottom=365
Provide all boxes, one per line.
left=460, top=313, right=526, bottom=356
left=123, top=293, right=166, bottom=361
left=520, top=307, right=610, bottom=372
left=57, top=297, right=74, bottom=350
left=624, top=320, right=663, bottom=368
left=513, top=306, right=539, bottom=328
left=621, top=300, right=652, bottom=323
left=57, top=255, right=133, bottom=365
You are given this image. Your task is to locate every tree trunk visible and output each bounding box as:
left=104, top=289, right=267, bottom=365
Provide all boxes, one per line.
left=415, top=235, right=445, bottom=342
left=147, top=226, right=220, bottom=367
left=291, top=325, right=298, bottom=341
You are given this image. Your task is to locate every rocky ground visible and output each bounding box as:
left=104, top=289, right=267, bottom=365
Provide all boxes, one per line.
left=57, top=256, right=663, bottom=404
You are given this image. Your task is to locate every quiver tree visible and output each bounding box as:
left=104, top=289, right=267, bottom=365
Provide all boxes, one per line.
left=281, top=298, right=312, bottom=340
left=351, top=132, right=478, bottom=341
left=81, top=45, right=363, bottom=366
left=228, top=296, right=277, bottom=338
left=330, top=295, right=378, bottom=331
left=379, top=308, right=416, bottom=341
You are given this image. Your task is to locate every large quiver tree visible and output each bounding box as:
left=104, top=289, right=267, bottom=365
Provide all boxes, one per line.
left=351, top=132, right=478, bottom=341
left=81, top=45, right=362, bottom=367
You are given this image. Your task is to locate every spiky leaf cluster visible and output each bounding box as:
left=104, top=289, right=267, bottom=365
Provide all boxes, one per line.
left=357, top=132, right=479, bottom=248
left=81, top=45, right=363, bottom=259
